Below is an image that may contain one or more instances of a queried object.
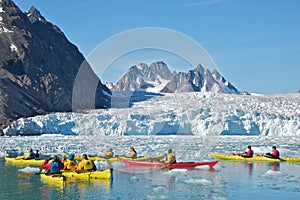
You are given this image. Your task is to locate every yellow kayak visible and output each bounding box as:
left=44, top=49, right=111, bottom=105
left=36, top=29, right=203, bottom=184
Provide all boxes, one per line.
left=71, top=154, right=165, bottom=162
left=211, top=152, right=281, bottom=162
left=5, top=157, right=44, bottom=165
left=211, top=152, right=300, bottom=162
left=280, top=157, right=300, bottom=162
left=62, top=169, right=111, bottom=179
left=40, top=173, right=66, bottom=186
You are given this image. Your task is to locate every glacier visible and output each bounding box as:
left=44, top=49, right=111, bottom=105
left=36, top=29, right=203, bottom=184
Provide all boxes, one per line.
left=3, top=92, right=300, bottom=136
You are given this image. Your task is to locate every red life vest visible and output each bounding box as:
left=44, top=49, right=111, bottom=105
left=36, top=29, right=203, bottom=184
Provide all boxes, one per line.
left=272, top=150, right=280, bottom=158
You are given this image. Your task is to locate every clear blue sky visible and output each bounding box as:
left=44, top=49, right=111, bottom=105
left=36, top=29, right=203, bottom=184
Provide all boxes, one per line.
left=14, top=0, right=300, bottom=94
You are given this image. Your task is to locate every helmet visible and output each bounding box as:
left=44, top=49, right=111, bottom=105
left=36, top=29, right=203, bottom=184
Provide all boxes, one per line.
left=68, top=153, right=75, bottom=160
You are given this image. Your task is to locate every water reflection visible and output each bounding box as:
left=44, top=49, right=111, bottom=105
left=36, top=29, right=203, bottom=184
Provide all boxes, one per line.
left=245, top=162, right=254, bottom=176
left=269, top=163, right=280, bottom=171
left=165, top=175, right=176, bottom=193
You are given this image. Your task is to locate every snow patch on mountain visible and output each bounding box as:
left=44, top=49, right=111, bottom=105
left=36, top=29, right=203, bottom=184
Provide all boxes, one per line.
left=3, top=93, right=300, bottom=136
left=10, top=43, right=17, bottom=52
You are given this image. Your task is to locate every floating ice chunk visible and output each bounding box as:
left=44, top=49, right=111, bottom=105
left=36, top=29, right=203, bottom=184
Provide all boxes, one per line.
left=94, top=160, right=107, bottom=170
left=262, top=170, right=283, bottom=177
left=185, top=178, right=212, bottom=185
left=19, top=167, right=40, bottom=173
left=170, top=168, right=187, bottom=173
left=152, top=186, right=165, bottom=192
left=146, top=195, right=168, bottom=200
left=195, top=165, right=210, bottom=170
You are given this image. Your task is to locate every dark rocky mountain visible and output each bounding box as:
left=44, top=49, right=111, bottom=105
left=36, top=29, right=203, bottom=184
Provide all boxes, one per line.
left=110, top=61, right=239, bottom=94
left=0, top=0, right=111, bottom=129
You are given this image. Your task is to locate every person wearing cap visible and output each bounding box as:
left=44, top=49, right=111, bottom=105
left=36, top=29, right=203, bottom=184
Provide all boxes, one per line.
left=77, top=154, right=97, bottom=171
left=165, top=149, right=176, bottom=164
left=242, top=146, right=254, bottom=158
left=128, top=146, right=137, bottom=158
left=104, top=148, right=114, bottom=158
left=264, top=146, right=280, bottom=159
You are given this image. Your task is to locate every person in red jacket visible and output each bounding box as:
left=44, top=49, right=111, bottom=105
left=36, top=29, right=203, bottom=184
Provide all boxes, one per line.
left=242, top=146, right=254, bottom=158
left=41, top=155, right=64, bottom=175
left=264, top=146, right=280, bottom=159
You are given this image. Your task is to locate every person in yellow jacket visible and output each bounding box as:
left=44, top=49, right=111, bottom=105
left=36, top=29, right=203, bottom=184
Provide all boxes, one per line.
left=16, top=148, right=37, bottom=160
left=165, top=149, right=176, bottom=164
left=62, top=153, right=77, bottom=170
left=77, top=154, right=97, bottom=171
left=104, top=148, right=114, bottom=158
left=128, top=146, right=137, bottom=158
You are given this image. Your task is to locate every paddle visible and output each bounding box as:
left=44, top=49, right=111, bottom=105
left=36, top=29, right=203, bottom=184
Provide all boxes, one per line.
left=18, top=172, right=35, bottom=178
left=18, top=171, right=68, bottom=178
left=18, top=171, right=45, bottom=178
left=15, top=156, right=25, bottom=160
left=257, top=153, right=283, bottom=161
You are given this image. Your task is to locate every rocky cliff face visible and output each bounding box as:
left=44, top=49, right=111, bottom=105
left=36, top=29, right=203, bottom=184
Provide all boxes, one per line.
left=111, top=61, right=239, bottom=94
left=0, top=0, right=111, bottom=129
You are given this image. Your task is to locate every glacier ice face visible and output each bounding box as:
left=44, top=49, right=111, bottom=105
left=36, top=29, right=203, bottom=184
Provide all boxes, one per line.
left=3, top=93, right=300, bottom=136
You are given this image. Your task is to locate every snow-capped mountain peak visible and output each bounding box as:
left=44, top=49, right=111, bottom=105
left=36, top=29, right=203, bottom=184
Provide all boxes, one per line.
left=110, top=61, right=239, bottom=94
left=112, top=61, right=172, bottom=93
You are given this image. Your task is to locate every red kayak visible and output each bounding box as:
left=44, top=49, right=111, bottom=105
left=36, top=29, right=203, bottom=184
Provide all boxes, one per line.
left=166, top=161, right=218, bottom=169
left=119, top=158, right=218, bottom=169
left=118, top=158, right=165, bottom=169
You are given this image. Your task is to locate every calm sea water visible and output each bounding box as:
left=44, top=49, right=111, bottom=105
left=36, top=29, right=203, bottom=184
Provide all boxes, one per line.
left=0, top=135, right=299, bottom=200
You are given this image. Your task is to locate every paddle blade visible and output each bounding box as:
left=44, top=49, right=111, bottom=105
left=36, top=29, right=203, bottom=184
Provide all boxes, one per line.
left=18, top=172, right=35, bottom=178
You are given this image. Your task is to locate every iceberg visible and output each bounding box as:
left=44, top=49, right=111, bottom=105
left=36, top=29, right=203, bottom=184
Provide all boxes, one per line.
left=3, top=92, right=300, bottom=136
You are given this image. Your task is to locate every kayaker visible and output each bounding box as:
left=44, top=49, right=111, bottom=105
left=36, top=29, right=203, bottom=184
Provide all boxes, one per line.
left=23, top=148, right=36, bottom=160
left=165, top=149, right=176, bottom=164
left=35, top=150, right=39, bottom=158
left=242, top=146, right=254, bottom=158
left=63, top=153, right=77, bottom=170
left=128, top=146, right=137, bottom=158
left=77, top=154, right=97, bottom=171
left=104, top=148, right=114, bottom=158
left=264, top=146, right=280, bottom=159
left=42, top=155, right=64, bottom=175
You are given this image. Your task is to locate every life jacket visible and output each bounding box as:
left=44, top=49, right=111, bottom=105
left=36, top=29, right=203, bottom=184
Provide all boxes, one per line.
left=50, top=161, right=61, bottom=174
left=246, top=149, right=253, bottom=157
left=166, top=153, right=176, bottom=164
left=273, top=150, right=280, bottom=158
left=129, top=150, right=137, bottom=158
left=23, top=151, right=35, bottom=160
left=29, top=152, right=35, bottom=159
left=83, top=159, right=94, bottom=170
left=66, top=160, right=77, bottom=169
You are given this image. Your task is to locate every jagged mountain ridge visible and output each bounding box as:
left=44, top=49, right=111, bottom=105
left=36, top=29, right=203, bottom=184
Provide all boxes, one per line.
left=0, top=0, right=111, bottom=129
left=110, top=61, right=239, bottom=94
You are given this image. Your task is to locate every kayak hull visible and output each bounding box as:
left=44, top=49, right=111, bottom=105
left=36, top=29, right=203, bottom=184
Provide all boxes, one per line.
left=211, top=152, right=289, bottom=162
left=280, top=157, right=300, bottom=162
left=62, top=169, right=111, bottom=179
left=71, top=154, right=165, bottom=162
left=119, top=158, right=218, bottom=169
left=40, top=173, right=66, bottom=186
left=166, top=161, right=218, bottom=169
left=5, top=157, right=44, bottom=165
left=119, top=158, right=165, bottom=169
